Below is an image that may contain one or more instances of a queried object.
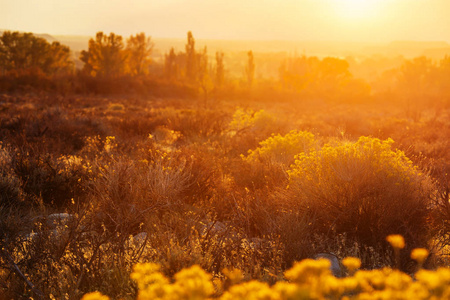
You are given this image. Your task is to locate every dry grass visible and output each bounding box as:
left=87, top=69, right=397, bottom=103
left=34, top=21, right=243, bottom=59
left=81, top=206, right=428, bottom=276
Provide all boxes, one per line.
left=0, top=90, right=448, bottom=298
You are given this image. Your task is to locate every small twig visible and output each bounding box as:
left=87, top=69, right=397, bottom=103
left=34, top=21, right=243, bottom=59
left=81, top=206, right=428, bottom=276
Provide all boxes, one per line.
left=0, top=246, right=44, bottom=299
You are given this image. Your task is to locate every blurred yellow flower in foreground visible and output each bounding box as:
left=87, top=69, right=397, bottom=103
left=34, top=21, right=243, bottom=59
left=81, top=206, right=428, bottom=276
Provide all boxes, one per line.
left=81, top=292, right=109, bottom=300
left=411, top=248, right=429, bottom=264
left=386, top=234, right=405, bottom=249
left=342, top=257, right=361, bottom=273
left=84, top=244, right=450, bottom=300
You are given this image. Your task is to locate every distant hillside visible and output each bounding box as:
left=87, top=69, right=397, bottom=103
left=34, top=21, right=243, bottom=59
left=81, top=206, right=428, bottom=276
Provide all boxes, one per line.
left=0, top=30, right=57, bottom=43
left=53, top=35, right=90, bottom=52
left=423, top=47, right=450, bottom=59
left=388, top=40, right=449, bottom=49
left=363, top=40, right=450, bottom=59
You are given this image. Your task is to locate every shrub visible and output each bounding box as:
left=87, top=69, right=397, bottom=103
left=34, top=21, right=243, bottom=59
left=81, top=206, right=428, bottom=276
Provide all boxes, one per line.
left=230, top=154, right=288, bottom=193
left=227, top=108, right=283, bottom=158
left=228, top=108, right=276, bottom=134
left=85, top=244, right=450, bottom=300
left=243, top=130, right=316, bottom=166
left=12, top=150, right=90, bottom=207
left=428, top=161, right=450, bottom=250
left=0, top=145, right=24, bottom=206
left=166, top=109, right=229, bottom=141
left=286, top=136, right=433, bottom=265
left=89, top=147, right=194, bottom=236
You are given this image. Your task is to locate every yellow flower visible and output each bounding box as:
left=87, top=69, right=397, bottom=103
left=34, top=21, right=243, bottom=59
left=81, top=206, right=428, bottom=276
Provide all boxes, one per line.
left=384, top=269, right=412, bottom=291
left=81, top=292, right=109, bottom=300
left=386, top=235, right=405, bottom=249
left=173, top=265, right=214, bottom=299
left=273, top=281, right=311, bottom=300
left=342, top=257, right=361, bottom=273
left=221, top=280, right=273, bottom=300
left=131, top=263, right=169, bottom=292
left=244, top=130, right=315, bottom=166
left=415, top=269, right=442, bottom=290
left=285, top=259, right=331, bottom=285
left=341, top=277, right=358, bottom=292
left=222, top=267, right=244, bottom=285
left=411, top=248, right=429, bottom=264
left=323, top=276, right=346, bottom=297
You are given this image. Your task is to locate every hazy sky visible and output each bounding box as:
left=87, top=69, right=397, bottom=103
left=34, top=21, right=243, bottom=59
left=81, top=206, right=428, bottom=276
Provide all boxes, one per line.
left=1, top=0, right=449, bottom=42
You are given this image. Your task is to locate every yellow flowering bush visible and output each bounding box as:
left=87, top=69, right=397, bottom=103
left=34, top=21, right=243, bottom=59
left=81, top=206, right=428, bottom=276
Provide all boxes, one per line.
left=288, top=137, right=419, bottom=187
left=131, top=263, right=214, bottom=300
left=173, top=265, right=215, bottom=299
left=221, top=280, right=273, bottom=300
left=243, top=130, right=316, bottom=166
left=286, top=136, right=432, bottom=256
left=228, top=108, right=276, bottom=134
left=84, top=245, right=450, bottom=300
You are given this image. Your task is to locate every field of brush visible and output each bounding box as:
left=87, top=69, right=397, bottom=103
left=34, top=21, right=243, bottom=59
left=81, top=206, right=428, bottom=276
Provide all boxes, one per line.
left=0, top=88, right=449, bottom=298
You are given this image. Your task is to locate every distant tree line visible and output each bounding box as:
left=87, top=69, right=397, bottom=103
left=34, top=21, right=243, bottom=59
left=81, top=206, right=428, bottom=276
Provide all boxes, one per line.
left=2, top=29, right=450, bottom=106
left=163, top=31, right=229, bottom=101
left=0, top=30, right=235, bottom=97
left=278, top=55, right=371, bottom=101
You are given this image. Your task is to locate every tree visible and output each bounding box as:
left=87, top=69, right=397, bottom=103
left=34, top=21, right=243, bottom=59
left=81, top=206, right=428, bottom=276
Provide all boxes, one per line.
left=46, top=41, right=73, bottom=74
left=398, top=56, right=434, bottom=95
left=316, top=57, right=351, bottom=95
left=245, top=50, right=255, bottom=87
left=278, top=55, right=311, bottom=92
left=185, top=31, right=197, bottom=83
left=438, top=56, right=450, bottom=99
left=0, top=31, right=34, bottom=71
left=80, top=32, right=126, bottom=77
left=318, top=57, right=350, bottom=82
left=197, top=46, right=213, bottom=104
left=215, top=51, right=225, bottom=88
left=164, top=47, right=178, bottom=82
left=0, top=31, right=72, bottom=75
left=126, top=32, right=153, bottom=75
left=197, top=47, right=209, bottom=84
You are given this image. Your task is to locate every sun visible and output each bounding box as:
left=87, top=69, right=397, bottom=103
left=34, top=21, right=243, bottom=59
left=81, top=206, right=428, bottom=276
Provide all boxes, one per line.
left=331, top=0, right=386, bottom=21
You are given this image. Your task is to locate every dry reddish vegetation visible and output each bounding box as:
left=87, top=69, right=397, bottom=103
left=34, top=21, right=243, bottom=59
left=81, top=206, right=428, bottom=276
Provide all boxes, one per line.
left=0, top=87, right=449, bottom=299
left=0, top=31, right=449, bottom=299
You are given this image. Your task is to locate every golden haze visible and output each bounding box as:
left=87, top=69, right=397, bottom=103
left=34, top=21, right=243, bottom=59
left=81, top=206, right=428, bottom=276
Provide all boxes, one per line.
left=0, top=0, right=449, bottom=42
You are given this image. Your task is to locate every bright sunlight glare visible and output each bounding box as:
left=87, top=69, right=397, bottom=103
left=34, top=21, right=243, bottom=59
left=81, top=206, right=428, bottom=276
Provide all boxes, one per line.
left=331, top=0, right=387, bottom=21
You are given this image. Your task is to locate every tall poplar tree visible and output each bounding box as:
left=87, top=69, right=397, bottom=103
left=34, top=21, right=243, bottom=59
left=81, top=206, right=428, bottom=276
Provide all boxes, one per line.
left=215, top=51, right=224, bottom=88
left=185, top=31, right=197, bottom=83
left=164, top=47, right=178, bottom=82
left=246, top=50, right=255, bottom=88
